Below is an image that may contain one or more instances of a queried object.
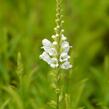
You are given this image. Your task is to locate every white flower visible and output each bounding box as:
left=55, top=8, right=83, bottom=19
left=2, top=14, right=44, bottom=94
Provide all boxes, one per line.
left=53, top=41, right=58, bottom=45
left=50, top=58, right=59, bottom=68
left=61, top=61, right=72, bottom=69
left=42, top=46, right=57, bottom=56
left=52, top=35, right=56, bottom=39
left=62, top=41, right=69, bottom=48
left=60, top=52, right=70, bottom=62
left=52, top=34, right=58, bottom=39
left=56, top=34, right=59, bottom=37
left=42, top=39, right=57, bottom=56
left=57, top=26, right=60, bottom=29
left=42, top=39, right=52, bottom=47
left=61, top=41, right=71, bottom=53
left=40, top=34, right=72, bottom=70
left=40, top=52, right=52, bottom=65
left=61, top=29, right=64, bottom=33
left=40, top=52, right=59, bottom=68
left=61, top=34, right=67, bottom=41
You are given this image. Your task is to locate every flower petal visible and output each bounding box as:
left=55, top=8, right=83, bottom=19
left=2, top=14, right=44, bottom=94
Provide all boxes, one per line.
left=53, top=41, right=58, bottom=45
left=61, top=34, right=67, bottom=41
left=42, top=39, right=52, bottom=47
left=40, top=52, right=52, bottom=64
left=60, top=53, right=70, bottom=62
left=61, top=61, right=72, bottom=69
left=42, top=46, right=57, bottom=56
left=61, top=41, right=71, bottom=53
left=50, top=58, right=59, bottom=68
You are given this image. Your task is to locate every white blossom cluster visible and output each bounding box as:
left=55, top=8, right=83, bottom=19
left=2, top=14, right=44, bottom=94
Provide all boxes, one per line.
left=40, top=34, right=72, bottom=70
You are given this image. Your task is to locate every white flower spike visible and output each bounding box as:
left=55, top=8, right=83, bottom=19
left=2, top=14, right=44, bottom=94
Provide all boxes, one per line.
left=40, top=34, right=72, bottom=70
left=40, top=0, right=72, bottom=70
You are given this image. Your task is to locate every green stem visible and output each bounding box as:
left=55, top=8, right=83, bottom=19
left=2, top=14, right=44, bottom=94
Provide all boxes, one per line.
left=57, top=93, right=60, bottom=109
left=56, top=68, right=60, bottom=109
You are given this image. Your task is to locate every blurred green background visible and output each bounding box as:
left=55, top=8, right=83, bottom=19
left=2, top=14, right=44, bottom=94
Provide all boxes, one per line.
left=0, top=0, right=109, bottom=109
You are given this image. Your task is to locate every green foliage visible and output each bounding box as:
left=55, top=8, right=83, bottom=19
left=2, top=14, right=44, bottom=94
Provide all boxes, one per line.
left=0, top=0, right=109, bottom=109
